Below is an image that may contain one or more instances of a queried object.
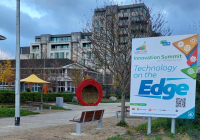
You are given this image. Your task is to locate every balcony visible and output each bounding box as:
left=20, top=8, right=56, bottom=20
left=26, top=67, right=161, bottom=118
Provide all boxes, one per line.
left=32, top=49, right=39, bottom=52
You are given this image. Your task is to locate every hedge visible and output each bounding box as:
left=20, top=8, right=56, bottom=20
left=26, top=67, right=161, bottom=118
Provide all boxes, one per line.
left=0, top=92, right=76, bottom=103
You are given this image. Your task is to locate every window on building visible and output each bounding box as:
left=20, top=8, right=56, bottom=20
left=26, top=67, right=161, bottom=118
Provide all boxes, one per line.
left=120, top=9, right=124, bottom=13
left=100, top=19, right=104, bottom=25
left=51, top=37, right=71, bottom=42
left=57, top=45, right=62, bottom=50
left=35, top=38, right=41, bottom=43
left=120, top=36, right=128, bottom=40
left=68, top=36, right=71, bottom=41
left=51, top=44, right=69, bottom=50
left=51, top=46, right=56, bottom=50
left=132, top=15, right=144, bottom=21
left=100, top=27, right=104, bottom=33
left=83, top=43, right=91, bottom=48
left=119, top=18, right=128, bottom=23
left=82, top=36, right=88, bottom=40
left=133, top=7, right=146, bottom=15
left=30, top=53, right=34, bottom=59
left=36, top=53, right=39, bottom=59
left=67, top=81, right=70, bottom=91
left=82, top=52, right=86, bottom=58
left=67, top=81, right=70, bottom=86
left=66, top=52, right=69, bottom=59
left=55, top=52, right=59, bottom=58
left=94, top=28, right=98, bottom=32
left=95, top=11, right=105, bottom=16
left=132, top=24, right=142, bottom=30
left=57, top=38, right=62, bottom=42
left=92, top=53, right=96, bottom=58
left=22, top=83, right=27, bottom=92
left=60, top=52, right=64, bottom=58
left=127, top=9, right=130, bottom=12
left=132, top=16, right=139, bottom=21
left=87, top=51, right=91, bottom=58
left=143, top=8, right=147, bottom=15
left=94, top=20, right=98, bottom=26
left=81, top=59, right=85, bottom=65
left=119, top=26, right=128, bottom=31
left=63, top=36, right=71, bottom=42
left=51, top=37, right=56, bottom=42
left=63, top=44, right=69, bottom=49
left=32, top=84, right=41, bottom=92
left=32, top=46, right=39, bottom=51
left=50, top=53, right=53, bottom=58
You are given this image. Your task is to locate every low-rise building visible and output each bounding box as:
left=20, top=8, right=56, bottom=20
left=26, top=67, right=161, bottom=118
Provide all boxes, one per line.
left=0, top=59, right=104, bottom=92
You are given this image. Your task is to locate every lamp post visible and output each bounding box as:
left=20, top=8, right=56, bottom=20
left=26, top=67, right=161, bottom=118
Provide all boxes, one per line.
left=15, top=0, right=20, bottom=126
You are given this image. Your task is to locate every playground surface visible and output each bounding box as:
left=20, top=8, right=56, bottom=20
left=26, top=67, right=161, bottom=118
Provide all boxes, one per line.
left=0, top=102, right=147, bottom=140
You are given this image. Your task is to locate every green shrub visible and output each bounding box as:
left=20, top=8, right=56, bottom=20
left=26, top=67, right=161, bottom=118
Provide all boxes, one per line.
left=125, top=129, right=131, bottom=134
left=110, top=94, right=116, bottom=97
left=135, top=118, right=171, bottom=133
left=167, top=133, right=174, bottom=138
left=26, top=88, right=30, bottom=92
left=117, top=94, right=121, bottom=99
left=0, top=92, right=75, bottom=103
left=193, top=75, right=200, bottom=124
left=116, top=121, right=128, bottom=127
left=107, top=136, right=124, bottom=140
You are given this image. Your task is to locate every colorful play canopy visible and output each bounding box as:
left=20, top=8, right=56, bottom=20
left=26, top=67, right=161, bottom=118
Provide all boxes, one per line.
left=20, top=74, right=50, bottom=84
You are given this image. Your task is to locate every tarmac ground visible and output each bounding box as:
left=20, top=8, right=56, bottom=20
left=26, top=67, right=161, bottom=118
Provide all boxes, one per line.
left=0, top=102, right=145, bottom=137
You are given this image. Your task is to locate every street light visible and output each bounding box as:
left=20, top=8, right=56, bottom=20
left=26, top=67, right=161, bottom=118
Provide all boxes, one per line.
left=15, top=0, right=20, bottom=126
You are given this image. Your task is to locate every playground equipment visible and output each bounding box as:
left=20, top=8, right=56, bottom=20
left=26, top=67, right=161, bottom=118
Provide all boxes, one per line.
left=76, top=79, right=103, bottom=106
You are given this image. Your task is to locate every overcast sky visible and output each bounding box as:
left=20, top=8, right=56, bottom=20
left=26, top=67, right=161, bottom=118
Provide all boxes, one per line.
left=0, top=0, right=200, bottom=64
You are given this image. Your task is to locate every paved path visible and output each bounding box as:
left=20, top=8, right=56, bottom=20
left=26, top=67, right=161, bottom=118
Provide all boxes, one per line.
left=0, top=102, right=134, bottom=137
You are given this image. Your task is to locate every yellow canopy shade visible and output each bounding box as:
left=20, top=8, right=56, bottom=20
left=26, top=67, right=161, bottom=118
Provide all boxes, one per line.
left=20, top=74, right=50, bottom=84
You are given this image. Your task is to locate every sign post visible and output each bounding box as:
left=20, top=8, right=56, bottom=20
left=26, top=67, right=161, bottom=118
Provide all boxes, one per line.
left=130, top=34, right=198, bottom=134
left=171, top=118, right=175, bottom=133
left=147, top=117, right=151, bottom=134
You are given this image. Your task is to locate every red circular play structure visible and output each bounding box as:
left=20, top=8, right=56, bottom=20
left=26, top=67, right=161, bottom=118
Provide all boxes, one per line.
left=76, top=79, right=103, bottom=106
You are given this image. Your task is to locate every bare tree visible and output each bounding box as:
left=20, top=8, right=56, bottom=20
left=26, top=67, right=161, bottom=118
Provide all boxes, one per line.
left=79, top=1, right=172, bottom=123
left=67, top=63, right=85, bottom=89
left=49, top=59, right=62, bottom=92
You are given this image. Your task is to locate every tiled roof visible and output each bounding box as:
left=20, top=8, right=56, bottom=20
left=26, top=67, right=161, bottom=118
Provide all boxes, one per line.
left=0, top=58, right=74, bottom=68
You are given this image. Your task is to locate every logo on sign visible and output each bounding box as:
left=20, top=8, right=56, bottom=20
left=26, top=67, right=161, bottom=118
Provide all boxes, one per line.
left=134, top=42, right=147, bottom=54
left=137, top=78, right=189, bottom=100
left=149, top=108, right=156, bottom=111
left=160, top=40, right=171, bottom=46
left=188, top=111, right=194, bottom=118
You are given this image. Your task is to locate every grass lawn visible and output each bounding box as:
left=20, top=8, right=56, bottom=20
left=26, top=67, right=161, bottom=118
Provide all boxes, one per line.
left=0, top=103, right=70, bottom=118
left=0, top=108, right=40, bottom=118
left=107, top=118, right=200, bottom=140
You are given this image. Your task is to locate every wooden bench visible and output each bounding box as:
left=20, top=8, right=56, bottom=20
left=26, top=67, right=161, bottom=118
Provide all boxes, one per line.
left=116, top=110, right=130, bottom=119
left=69, top=110, right=104, bottom=134
left=20, top=105, right=40, bottom=111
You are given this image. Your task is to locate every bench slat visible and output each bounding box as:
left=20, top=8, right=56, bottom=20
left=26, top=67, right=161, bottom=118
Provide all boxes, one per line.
left=70, top=110, right=104, bottom=123
left=94, top=110, right=104, bottom=120
left=84, top=111, right=95, bottom=122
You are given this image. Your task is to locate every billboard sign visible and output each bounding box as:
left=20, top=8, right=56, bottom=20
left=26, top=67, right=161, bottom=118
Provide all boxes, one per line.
left=130, top=34, right=198, bottom=119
